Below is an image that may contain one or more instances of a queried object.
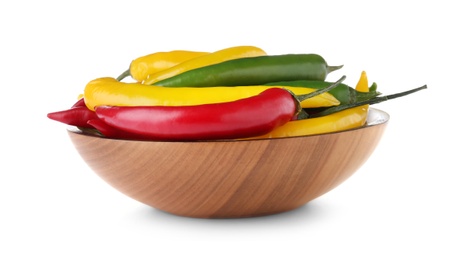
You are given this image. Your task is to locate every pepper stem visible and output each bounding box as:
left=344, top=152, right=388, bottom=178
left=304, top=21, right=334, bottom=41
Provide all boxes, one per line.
left=297, top=75, right=346, bottom=102
left=116, top=69, right=130, bottom=81
left=310, top=85, right=428, bottom=118
left=327, top=65, right=344, bottom=74
left=289, top=75, right=346, bottom=119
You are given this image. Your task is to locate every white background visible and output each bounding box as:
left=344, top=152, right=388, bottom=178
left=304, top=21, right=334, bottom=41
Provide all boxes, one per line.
left=1, top=0, right=470, bottom=259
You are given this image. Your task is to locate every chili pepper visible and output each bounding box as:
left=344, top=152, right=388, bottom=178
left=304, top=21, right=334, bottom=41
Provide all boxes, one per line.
left=142, top=46, right=266, bottom=85
left=355, top=71, right=369, bottom=92
left=250, top=105, right=369, bottom=139
left=150, top=53, right=342, bottom=87
left=94, top=77, right=345, bottom=141
left=83, top=77, right=340, bottom=111
left=352, top=71, right=370, bottom=131
left=150, top=53, right=342, bottom=88
left=47, top=106, right=99, bottom=128
left=116, top=50, right=208, bottom=82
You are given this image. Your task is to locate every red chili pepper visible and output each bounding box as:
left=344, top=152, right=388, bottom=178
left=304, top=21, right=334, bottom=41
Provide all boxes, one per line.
left=47, top=106, right=99, bottom=128
left=94, top=77, right=345, bottom=141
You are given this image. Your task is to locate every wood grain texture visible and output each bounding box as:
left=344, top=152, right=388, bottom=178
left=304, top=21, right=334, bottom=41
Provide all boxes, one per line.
left=68, top=110, right=388, bottom=218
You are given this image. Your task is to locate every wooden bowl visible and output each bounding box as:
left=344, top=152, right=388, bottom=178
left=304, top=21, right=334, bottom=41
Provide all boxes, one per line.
left=68, top=108, right=389, bottom=218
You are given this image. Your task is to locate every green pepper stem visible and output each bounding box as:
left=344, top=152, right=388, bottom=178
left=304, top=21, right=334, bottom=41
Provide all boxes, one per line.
left=310, top=85, right=428, bottom=118
left=288, top=76, right=346, bottom=120
left=327, top=65, right=344, bottom=73
left=116, top=69, right=130, bottom=81
left=296, top=75, right=346, bottom=102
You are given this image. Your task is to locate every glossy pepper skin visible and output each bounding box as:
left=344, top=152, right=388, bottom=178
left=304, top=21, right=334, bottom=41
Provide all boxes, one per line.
left=117, top=50, right=208, bottom=82
left=250, top=105, right=369, bottom=139
left=94, top=88, right=300, bottom=141
left=143, top=46, right=266, bottom=85
left=83, top=77, right=340, bottom=111
left=151, top=54, right=343, bottom=87
left=47, top=98, right=98, bottom=128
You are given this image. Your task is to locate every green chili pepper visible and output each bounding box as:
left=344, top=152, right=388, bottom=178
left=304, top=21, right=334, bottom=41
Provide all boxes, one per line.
left=265, top=80, right=381, bottom=105
left=151, top=54, right=342, bottom=87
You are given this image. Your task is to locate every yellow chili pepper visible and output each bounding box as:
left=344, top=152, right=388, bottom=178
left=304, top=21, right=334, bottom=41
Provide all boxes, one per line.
left=354, top=70, right=370, bottom=125
left=250, top=71, right=370, bottom=139
left=250, top=106, right=369, bottom=138
left=117, top=50, right=209, bottom=82
left=83, top=77, right=340, bottom=111
left=142, top=45, right=267, bottom=85
left=355, top=71, right=369, bottom=92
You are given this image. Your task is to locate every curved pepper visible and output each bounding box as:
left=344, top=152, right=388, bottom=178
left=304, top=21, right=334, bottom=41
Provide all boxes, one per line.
left=142, top=45, right=267, bottom=85
left=250, top=105, right=368, bottom=139
left=117, top=50, right=209, bottom=82
left=83, top=77, right=340, bottom=111
left=47, top=98, right=99, bottom=128
left=151, top=53, right=343, bottom=88
left=94, top=88, right=297, bottom=140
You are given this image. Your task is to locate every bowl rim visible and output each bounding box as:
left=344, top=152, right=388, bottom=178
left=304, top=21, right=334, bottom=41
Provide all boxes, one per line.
left=67, top=107, right=389, bottom=143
